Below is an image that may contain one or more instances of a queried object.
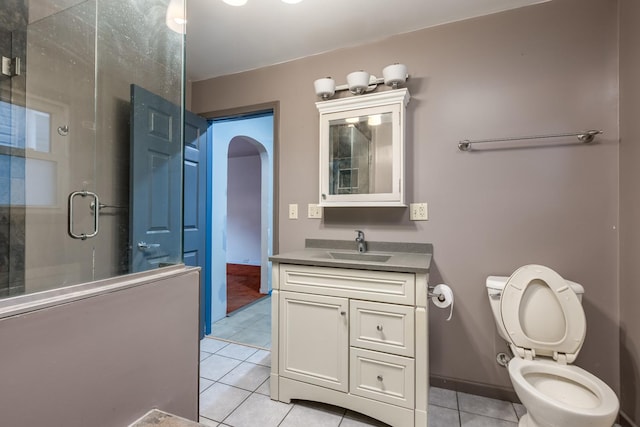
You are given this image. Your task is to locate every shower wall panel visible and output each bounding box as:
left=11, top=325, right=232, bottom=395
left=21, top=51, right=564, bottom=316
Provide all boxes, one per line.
left=0, top=0, right=27, bottom=297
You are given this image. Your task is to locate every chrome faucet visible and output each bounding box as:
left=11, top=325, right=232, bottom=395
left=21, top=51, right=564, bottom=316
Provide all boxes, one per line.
left=355, top=230, right=367, bottom=253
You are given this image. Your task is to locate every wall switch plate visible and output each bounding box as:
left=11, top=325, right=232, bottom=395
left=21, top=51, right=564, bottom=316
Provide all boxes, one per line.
left=288, top=203, right=298, bottom=219
left=410, top=203, right=428, bottom=221
left=307, top=204, right=322, bottom=219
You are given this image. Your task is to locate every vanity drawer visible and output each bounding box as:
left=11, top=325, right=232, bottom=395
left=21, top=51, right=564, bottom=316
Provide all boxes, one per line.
left=350, top=300, right=414, bottom=357
left=280, top=265, right=415, bottom=305
left=350, top=348, right=415, bottom=409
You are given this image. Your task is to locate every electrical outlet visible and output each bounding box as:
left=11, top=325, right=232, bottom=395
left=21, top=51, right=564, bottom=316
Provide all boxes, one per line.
left=307, top=203, right=322, bottom=219
left=410, top=203, right=428, bottom=221
left=288, top=203, right=298, bottom=219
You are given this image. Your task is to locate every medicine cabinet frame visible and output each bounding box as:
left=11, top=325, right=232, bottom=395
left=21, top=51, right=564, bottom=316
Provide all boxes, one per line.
left=317, top=88, right=410, bottom=207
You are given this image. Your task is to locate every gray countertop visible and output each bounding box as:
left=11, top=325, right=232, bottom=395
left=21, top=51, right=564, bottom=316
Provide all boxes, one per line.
left=270, top=239, right=432, bottom=274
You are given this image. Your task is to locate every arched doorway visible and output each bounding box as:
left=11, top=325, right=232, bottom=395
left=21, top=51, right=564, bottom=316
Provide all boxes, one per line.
left=226, top=137, right=264, bottom=313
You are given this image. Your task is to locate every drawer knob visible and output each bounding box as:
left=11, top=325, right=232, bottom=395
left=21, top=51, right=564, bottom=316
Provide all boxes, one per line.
left=376, top=325, right=383, bottom=331
left=377, top=375, right=384, bottom=382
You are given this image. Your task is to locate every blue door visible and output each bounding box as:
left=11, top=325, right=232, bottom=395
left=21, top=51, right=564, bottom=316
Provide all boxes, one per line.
left=130, top=84, right=182, bottom=273
left=184, top=111, right=209, bottom=337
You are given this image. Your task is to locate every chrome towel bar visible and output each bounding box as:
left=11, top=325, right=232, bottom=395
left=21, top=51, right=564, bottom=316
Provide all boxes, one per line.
left=458, top=129, right=602, bottom=152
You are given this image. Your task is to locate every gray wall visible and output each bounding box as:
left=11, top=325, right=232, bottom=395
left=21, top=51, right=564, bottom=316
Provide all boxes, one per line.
left=227, top=153, right=262, bottom=265
left=191, top=0, right=621, bottom=396
left=0, top=267, right=200, bottom=426
left=619, top=0, right=640, bottom=424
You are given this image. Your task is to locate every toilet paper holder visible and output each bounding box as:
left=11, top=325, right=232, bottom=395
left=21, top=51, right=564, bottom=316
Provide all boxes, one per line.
left=428, top=284, right=454, bottom=321
left=427, top=285, right=446, bottom=301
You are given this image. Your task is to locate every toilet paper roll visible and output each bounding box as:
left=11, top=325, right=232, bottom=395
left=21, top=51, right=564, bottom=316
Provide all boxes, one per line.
left=431, top=284, right=454, bottom=321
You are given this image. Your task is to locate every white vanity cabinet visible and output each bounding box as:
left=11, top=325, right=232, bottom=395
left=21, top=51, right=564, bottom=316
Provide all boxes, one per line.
left=271, top=263, right=429, bottom=427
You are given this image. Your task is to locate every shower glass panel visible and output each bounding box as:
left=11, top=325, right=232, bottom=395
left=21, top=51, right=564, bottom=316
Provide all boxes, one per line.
left=0, top=0, right=185, bottom=299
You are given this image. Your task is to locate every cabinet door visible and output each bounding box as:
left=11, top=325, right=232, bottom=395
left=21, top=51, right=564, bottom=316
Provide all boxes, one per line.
left=279, top=291, right=349, bottom=392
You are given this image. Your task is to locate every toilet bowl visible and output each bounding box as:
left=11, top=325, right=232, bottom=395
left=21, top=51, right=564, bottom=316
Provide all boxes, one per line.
left=486, top=265, right=619, bottom=427
left=509, top=358, right=619, bottom=427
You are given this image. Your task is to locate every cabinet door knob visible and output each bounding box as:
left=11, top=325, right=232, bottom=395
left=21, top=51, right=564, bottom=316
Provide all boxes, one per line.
left=376, top=325, right=383, bottom=331
left=340, top=311, right=346, bottom=316
left=377, top=375, right=383, bottom=382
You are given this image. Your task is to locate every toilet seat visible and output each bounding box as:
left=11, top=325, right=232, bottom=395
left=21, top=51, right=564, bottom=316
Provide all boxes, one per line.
left=500, top=264, right=586, bottom=363
left=495, top=264, right=619, bottom=427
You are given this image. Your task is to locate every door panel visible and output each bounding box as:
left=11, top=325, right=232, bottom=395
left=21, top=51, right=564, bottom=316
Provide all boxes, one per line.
left=183, top=110, right=208, bottom=337
left=130, top=84, right=181, bottom=273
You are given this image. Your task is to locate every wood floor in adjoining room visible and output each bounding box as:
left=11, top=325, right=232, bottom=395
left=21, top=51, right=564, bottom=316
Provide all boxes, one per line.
left=227, top=263, right=264, bottom=314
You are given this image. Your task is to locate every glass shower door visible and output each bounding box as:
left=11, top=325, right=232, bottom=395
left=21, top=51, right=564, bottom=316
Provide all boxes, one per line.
left=0, top=0, right=186, bottom=300
left=20, top=1, right=98, bottom=293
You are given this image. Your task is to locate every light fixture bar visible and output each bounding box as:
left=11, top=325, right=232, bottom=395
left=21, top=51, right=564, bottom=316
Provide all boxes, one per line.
left=334, top=77, right=385, bottom=92
left=314, top=64, right=409, bottom=100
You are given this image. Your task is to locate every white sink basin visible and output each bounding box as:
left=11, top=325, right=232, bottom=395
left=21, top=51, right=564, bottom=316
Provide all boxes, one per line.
left=328, top=252, right=391, bottom=263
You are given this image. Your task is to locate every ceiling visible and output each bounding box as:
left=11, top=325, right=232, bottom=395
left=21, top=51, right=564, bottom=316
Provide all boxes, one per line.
left=186, top=0, right=549, bottom=82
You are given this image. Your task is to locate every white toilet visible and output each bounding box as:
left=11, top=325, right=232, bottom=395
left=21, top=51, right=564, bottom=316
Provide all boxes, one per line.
left=486, top=264, right=619, bottom=427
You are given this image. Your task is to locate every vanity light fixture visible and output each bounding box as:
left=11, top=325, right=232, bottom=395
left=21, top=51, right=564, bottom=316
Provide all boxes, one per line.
left=382, top=63, right=408, bottom=89
left=314, top=63, right=409, bottom=100
left=347, top=71, right=370, bottom=95
left=313, top=77, right=335, bottom=100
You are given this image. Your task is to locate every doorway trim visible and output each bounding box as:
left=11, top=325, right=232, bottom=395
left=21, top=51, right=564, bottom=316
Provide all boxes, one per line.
left=202, top=102, right=279, bottom=325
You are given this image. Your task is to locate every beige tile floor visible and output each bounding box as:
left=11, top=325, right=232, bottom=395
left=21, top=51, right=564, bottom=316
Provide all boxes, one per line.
left=199, top=336, right=528, bottom=427
left=204, top=296, right=528, bottom=427
left=210, top=297, right=271, bottom=348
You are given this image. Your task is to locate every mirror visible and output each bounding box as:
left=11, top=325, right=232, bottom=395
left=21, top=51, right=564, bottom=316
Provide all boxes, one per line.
left=318, top=88, right=409, bottom=207
left=328, top=111, right=393, bottom=195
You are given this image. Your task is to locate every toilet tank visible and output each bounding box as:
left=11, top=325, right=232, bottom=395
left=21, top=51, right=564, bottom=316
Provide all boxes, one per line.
left=486, top=275, right=585, bottom=343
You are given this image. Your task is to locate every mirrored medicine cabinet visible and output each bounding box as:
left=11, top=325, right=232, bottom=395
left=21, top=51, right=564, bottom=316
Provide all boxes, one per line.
left=317, top=88, right=410, bottom=207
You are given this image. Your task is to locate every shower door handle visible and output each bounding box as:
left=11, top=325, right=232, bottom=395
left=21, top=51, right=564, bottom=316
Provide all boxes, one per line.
left=68, top=190, right=100, bottom=240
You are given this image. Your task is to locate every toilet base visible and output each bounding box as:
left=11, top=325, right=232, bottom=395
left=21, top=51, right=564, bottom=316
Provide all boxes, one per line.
left=518, top=413, right=538, bottom=427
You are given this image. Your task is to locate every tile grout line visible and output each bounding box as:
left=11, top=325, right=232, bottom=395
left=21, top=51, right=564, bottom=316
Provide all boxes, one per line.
left=274, top=398, right=296, bottom=427
left=217, top=382, right=255, bottom=426
left=458, top=409, right=519, bottom=422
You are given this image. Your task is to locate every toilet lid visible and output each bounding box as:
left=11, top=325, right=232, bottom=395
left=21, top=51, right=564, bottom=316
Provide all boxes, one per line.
left=500, top=265, right=586, bottom=363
